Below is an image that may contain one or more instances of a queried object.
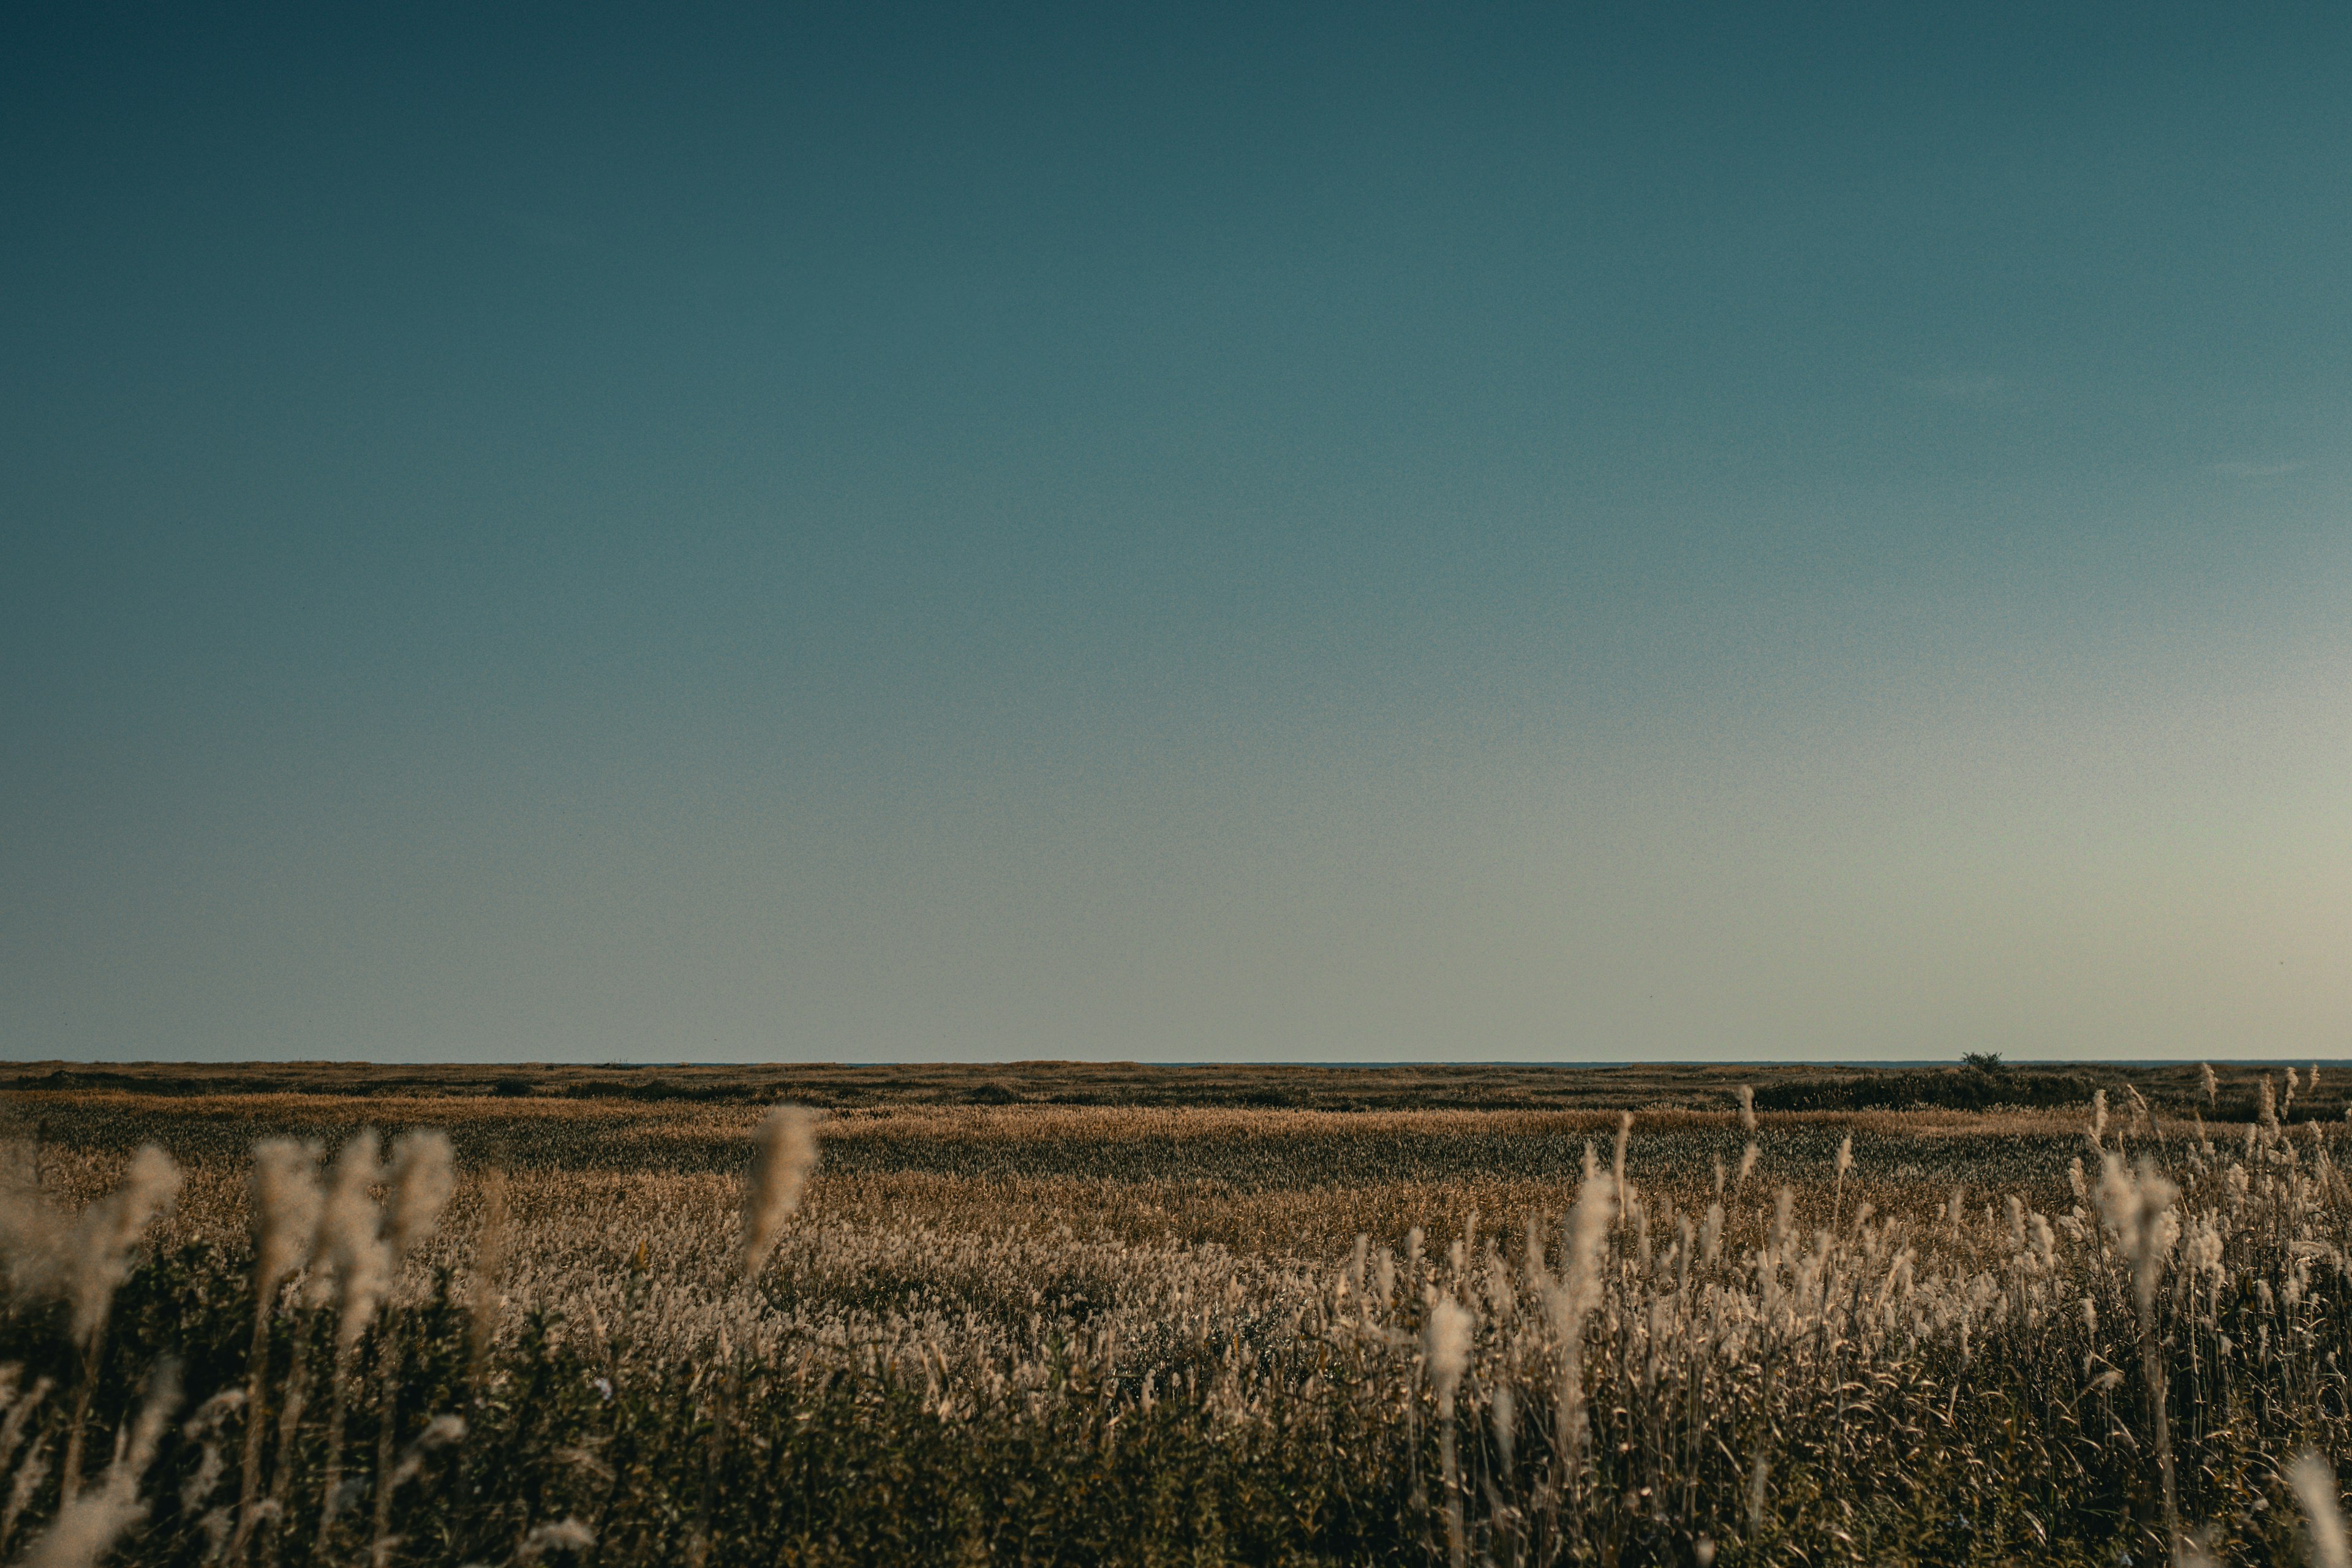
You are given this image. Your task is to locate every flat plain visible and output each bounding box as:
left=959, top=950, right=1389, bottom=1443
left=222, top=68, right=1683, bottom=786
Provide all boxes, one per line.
left=1, top=1059, right=2346, bottom=1566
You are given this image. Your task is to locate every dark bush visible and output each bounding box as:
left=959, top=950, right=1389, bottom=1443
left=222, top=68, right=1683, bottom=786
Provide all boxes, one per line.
left=1751, top=1068, right=2092, bottom=1114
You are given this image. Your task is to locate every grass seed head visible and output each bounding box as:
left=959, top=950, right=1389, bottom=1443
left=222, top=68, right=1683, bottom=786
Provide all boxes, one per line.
left=385, top=1129, right=455, bottom=1262
left=322, top=1131, right=391, bottom=1350
left=1425, top=1297, right=1471, bottom=1409
left=66, top=1147, right=181, bottom=1348
left=249, top=1139, right=322, bottom=1299
left=2293, top=1452, right=2352, bottom=1568
left=737, top=1106, right=819, bottom=1278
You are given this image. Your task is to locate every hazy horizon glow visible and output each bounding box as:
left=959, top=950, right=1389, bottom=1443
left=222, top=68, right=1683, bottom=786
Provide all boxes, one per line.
left=4, top=2, right=2348, bottom=1063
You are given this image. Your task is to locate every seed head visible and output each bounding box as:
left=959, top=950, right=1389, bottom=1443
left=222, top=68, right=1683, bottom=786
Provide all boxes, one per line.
left=249, top=1139, right=322, bottom=1300
left=738, top=1106, right=819, bottom=1279
left=2291, top=1452, right=2352, bottom=1568
left=1425, top=1297, right=1472, bottom=1409
left=320, top=1131, right=391, bottom=1352
left=385, top=1129, right=455, bottom=1263
left=66, top=1147, right=181, bottom=1348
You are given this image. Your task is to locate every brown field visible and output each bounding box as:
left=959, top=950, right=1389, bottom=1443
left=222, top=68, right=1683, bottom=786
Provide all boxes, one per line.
left=0, top=1058, right=2345, bottom=1566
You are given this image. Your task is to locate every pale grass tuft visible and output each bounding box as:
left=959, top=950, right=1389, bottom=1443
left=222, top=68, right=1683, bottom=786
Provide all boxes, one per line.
left=2292, top=1451, right=2351, bottom=1568
left=12, top=1362, right=179, bottom=1568
left=738, top=1107, right=820, bottom=1279
left=321, top=1133, right=391, bottom=1352
left=1424, top=1297, right=1472, bottom=1409
left=517, top=1517, right=597, bottom=1562
left=383, top=1130, right=456, bottom=1263
left=249, top=1140, right=322, bottom=1298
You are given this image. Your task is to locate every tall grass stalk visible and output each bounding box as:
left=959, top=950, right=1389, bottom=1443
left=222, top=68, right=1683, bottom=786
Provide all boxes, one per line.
left=230, top=1139, right=320, bottom=1566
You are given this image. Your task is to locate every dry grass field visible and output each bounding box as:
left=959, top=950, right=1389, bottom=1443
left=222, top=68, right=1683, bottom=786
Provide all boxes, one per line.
left=1, top=1060, right=2348, bottom=1566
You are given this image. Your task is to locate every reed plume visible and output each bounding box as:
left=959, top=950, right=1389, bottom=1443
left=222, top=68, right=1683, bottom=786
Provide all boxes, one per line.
left=14, top=1361, right=179, bottom=1568
left=1425, top=1297, right=1471, bottom=1568
left=469, top=1166, right=511, bottom=1384
left=21, top=1147, right=184, bottom=1501
left=1545, top=1169, right=1615, bottom=1480
left=315, top=1131, right=388, bottom=1551
left=232, top=1140, right=321, bottom=1564
left=2095, top=1153, right=2180, bottom=1546
left=384, top=1130, right=454, bottom=1264
left=2294, top=1452, right=2352, bottom=1568
left=737, top=1106, right=819, bottom=1280
left=373, top=1131, right=456, bottom=1568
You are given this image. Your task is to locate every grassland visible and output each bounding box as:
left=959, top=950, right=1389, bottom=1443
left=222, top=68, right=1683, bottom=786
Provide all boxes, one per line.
left=0, top=1060, right=2348, bottom=1566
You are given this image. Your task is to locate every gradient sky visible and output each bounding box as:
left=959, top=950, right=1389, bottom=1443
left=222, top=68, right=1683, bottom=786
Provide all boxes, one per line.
left=5, top=2, right=2348, bottom=1064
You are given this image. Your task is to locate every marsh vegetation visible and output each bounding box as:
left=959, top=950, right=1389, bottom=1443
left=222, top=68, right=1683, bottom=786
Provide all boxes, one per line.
left=2, top=1061, right=2350, bottom=1566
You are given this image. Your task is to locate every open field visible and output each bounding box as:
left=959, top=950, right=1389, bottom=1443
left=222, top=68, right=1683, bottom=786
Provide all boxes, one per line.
left=2, top=1060, right=2350, bottom=1566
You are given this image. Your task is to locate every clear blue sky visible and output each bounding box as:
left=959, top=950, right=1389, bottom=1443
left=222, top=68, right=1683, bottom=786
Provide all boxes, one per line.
left=5, top=2, right=2347, bottom=1063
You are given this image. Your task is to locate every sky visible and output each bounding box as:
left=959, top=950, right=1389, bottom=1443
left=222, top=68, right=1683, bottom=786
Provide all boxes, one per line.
left=4, top=2, right=2348, bottom=1065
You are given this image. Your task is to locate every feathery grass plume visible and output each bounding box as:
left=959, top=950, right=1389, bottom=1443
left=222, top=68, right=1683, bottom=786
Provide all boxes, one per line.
left=1545, top=1168, right=1616, bottom=1479
left=2312, top=1063, right=2323, bottom=1093
left=372, top=1130, right=453, bottom=1568
left=2286, top=1068, right=2301, bottom=1117
left=517, top=1518, right=597, bottom=1562
left=15, top=1360, right=179, bottom=1568
left=2089, top=1090, right=2108, bottom=1150
left=737, top=1106, right=819, bottom=1279
left=1738, top=1085, right=1756, bottom=1133
left=61, top=1146, right=182, bottom=1353
left=386, top=1415, right=464, bottom=1490
left=2261, top=1075, right=2280, bottom=1136
left=315, top=1131, right=388, bottom=1553
left=320, top=1132, right=390, bottom=1352
left=383, top=1129, right=454, bottom=1264
left=1425, top=1297, right=1472, bottom=1568
left=1488, top=1382, right=1515, bottom=1476
left=233, top=1139, right=322, bottom=1566
left=2173, top=1530, right=2219, bottom=1568
left=55, top=1146, right=180, bottom=1502
left=468, top=1167, right=511, bottom=1383
left=2095, top=1153, right=2182, bottom=1545
left=2200, top=1062, right=2218, bottom=1106
left=2293, top=1452, right=2352, bottom=1568
left=1, top=1438, right=50, bottom=1558
left=178, top=1387, right=244, bottom=1558
left=0, top=1378, right=54, bottom=1559
left=0, top=1378, right=53, bottom=1483
left=1746, top=1456, right=1770, bottom=1542
left=249, top=1140, right=323, bottom=1302
left=1735, top=1143, right=1758, bottom=1189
